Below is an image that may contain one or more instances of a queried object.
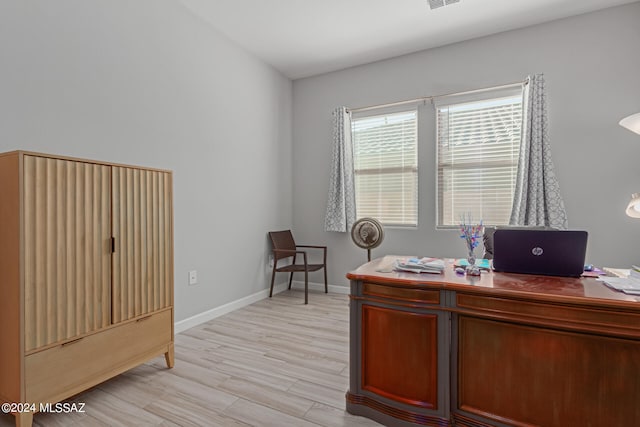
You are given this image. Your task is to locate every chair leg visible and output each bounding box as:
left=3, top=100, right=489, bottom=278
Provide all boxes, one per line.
left=269, top=266, right=277, bottom=298
left=324, top=266, right=328, bottom=293
left=289, top=254, right=297, bottom=290
left=304, top=269, right=309, bottom=304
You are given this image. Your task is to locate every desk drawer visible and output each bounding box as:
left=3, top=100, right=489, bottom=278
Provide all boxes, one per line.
left=456, top=293, right=640, bottom=336
left=363, top=283, right=440, bottom=304
left=25, top=309, right=172, bottom=404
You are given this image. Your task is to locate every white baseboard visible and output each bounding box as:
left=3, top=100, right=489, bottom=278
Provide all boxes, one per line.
left=290, top=280, right=350, bottom=295
left=174, top=282, right=288, bottom=334
left=174, top=280, right=348, bottom=334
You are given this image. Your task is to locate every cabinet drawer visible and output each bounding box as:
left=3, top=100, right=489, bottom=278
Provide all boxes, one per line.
left=25, top=309, right=172, bottom=404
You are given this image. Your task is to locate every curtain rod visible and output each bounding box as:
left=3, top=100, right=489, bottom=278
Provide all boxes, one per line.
left=346, top=79, right=527, bottom=114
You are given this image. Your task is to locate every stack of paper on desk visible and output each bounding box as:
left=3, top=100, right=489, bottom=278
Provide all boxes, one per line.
left=599, top=274, right=640, bottom=295
left=394, top=257, right=445, bottom=274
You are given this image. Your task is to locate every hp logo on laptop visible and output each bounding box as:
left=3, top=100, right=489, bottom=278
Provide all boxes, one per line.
left=531, top=246, right=544, bottom=256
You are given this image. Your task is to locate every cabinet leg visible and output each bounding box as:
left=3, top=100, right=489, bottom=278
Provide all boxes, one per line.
left=164, top=342, right=174, bottom=368
left=15, top=412, right=33, bottom=427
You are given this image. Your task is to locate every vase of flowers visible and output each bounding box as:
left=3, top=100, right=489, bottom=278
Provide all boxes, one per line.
left=459, top=216, right=483, bottom=276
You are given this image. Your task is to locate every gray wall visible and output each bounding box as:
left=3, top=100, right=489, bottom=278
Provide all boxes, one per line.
left=0, top=0, right=293, bottom=321
left=292, top=3, right=640, bottom=288
left=2, top=1, right=638, bottom=321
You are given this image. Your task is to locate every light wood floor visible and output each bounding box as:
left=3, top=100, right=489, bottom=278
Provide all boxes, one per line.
left=0, top=290, right=381, bottom=427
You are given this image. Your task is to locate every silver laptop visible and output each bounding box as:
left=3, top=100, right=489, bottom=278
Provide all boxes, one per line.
left=492, top=229, right=588, bottom=277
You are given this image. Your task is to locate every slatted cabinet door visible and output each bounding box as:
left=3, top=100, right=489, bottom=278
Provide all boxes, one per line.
left=112, top=167, right=172, bottom=323
left=23, top=155, right=112, bottom=352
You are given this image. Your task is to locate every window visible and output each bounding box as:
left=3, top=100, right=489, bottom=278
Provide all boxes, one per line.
left=352, top=110, right=418, bottom=226
left=436, top=91, right=523, bottom=227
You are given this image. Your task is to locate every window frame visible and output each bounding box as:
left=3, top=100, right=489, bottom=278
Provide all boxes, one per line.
left=434, top=87, right=524, bottom=229
left=351, top=108, right=419, bottom=228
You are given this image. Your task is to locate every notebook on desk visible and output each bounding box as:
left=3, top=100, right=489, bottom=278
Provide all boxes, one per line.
left=492, top=229, right=588, bottom=277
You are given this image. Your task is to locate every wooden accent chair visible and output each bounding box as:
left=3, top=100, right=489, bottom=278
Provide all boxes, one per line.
left=268, top=230, right=327, bottom=304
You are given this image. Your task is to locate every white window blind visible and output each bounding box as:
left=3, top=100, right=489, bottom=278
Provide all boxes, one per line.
left=437, top=93, right=523, bottom=227
left=352, top=110, right=418, bottom=226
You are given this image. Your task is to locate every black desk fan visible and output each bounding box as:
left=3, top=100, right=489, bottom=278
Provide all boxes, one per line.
left=351, top=217, right=384, bottom=262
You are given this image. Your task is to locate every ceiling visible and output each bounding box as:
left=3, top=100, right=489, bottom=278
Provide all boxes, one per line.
left=178, top=0, right=638, bottom=79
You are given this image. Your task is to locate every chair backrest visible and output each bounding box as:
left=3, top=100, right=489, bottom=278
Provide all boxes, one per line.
left=268, top=230, right=297, bottom=261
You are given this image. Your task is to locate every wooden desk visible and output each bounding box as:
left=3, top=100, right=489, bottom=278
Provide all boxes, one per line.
left=346, top=256, right=640, bottom=427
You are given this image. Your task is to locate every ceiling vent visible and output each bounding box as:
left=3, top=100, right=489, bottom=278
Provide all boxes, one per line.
left=428, top=0, right=460, bottom=9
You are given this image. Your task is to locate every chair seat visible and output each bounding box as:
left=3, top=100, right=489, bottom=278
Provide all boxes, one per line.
left=276, top=263, right=324, bottom=273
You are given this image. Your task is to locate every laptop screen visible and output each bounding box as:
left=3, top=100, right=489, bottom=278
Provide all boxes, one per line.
left=492, top=229, right=588, bottom=277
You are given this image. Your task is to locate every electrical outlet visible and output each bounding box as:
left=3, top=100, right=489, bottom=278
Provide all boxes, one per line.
left=268, top=255, right=274, bottom=268
left=188, top=270, right=198, bottom=285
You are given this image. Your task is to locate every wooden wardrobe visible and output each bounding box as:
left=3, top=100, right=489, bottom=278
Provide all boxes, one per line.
left=0, top=151, right=174, bottom=427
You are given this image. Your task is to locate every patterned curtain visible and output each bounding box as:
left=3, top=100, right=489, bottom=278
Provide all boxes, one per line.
left=509, top=74, right=568, bottom=229
left=324, top=107, right=356, bottom=232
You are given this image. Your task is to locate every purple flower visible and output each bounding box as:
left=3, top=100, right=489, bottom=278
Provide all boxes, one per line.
left=459, top=217, right=483, bottom=251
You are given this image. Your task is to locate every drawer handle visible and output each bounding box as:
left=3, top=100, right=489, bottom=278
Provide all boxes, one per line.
left=136, top=315, right=152, bottom=323
left=61, top=337, right=84, bottom=347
